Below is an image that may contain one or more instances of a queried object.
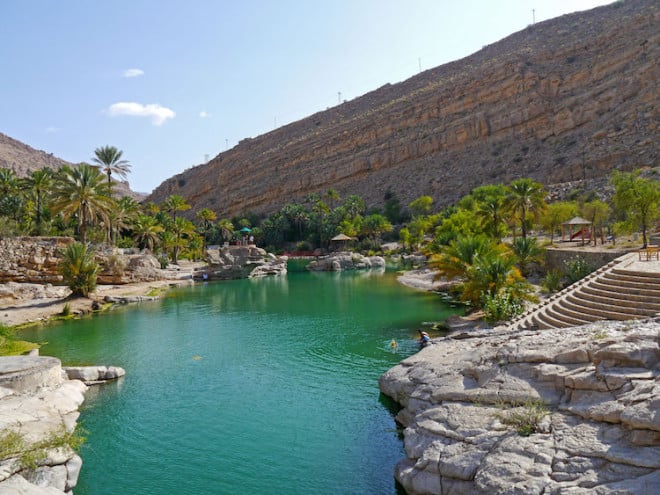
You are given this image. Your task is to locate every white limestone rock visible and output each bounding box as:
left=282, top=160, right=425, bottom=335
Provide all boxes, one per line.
left=379, top=319, right=660, bottom=495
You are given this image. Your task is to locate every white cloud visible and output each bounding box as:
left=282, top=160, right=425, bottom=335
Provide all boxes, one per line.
left=122, top=68, right=144, bottom=78
left=107, top=102, right=175, bottom=126
left=45, top=126, right=61, bottom=133
left=199, top=111, right=211, bottom=118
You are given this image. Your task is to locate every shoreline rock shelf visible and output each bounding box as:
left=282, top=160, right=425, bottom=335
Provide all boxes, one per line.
left=379, top=318, right=660, bottom=494
left=0, top=356, right=124, bottom=494
left=306, top=252, right=386, bottom=272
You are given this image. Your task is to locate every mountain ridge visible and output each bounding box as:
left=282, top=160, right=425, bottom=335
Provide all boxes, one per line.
left=148, top=0, right=658, bottom=217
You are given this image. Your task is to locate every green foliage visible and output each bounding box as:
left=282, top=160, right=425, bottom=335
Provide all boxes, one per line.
left=564, top=256, right=594, bottom=284
left=408, top=195, right=433, bottom=217
left=610, top=170, right=660, bottom=247
left=59, top=242, right=100, bottom=297
left=482, top=289, right=526, bottom=324
left=0, top=323, right=39, bottom=356
left=542, top=269, right=564, bottom=293
left=510, top=237, right=544, bottom=276
left=61, top=302, right=71, bottom=316
left=156, top=253, right=170, bottom=269
left=0, top=425, right=87, bottom=471
left=540, top=201, right=577, bottom=243
left=496, top=400, right=548, bottom=437
left=504, top=178, right=547, bottom=239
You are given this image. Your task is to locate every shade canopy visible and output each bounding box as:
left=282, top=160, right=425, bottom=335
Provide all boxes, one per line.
left=563, top=217, right=591, bottom=225
left=240, top=227, right=252, bottom=233
left=331, top=233, right=355, bottom=241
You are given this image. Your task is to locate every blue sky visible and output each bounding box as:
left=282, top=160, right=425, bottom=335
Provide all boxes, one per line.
left=1, top=0, right=613, bottom=193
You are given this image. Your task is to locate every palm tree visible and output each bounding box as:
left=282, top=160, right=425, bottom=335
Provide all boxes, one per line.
left=59, top=242, right=100, bottom=297
left=196, top=208, right=217, bottom=247
left=504, top=178, right=546, bottom=239
left=50, top=164, right=114, bottom=243
left=106, top=196, right=139, bottom=245
left=510, top=237, right=544, bottom=276
left=132, top=214, right=164, bottom=252
left=24, top=168, right=53, bottom=232
left=168, top=217, right=195, bottom=264
left=217, top=218, right=235, bottom=243
left=92, top=146, right=131, bottom=194
left=162, top=194, right=191, bottom=221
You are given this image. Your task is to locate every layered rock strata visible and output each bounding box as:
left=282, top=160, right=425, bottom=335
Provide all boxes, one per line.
left=379, top=319, right=660, bottom=494
left=148, top=0, right=658, bottom=218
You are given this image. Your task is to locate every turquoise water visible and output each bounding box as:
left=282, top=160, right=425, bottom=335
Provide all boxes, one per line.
left=22, top=270, right=460, bottom=494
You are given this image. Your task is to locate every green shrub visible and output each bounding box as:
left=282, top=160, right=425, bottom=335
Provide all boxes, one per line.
left=156, top=253, right=170, bottom=269
left=496, top=400, right=548, bottom=436
left=542, top=269, right=564, bottom=293
left=482, top=290, right=525, bottom=324
left=59, top=242, right=100, bottom=297
left=564, top=256, right=595, bottom=284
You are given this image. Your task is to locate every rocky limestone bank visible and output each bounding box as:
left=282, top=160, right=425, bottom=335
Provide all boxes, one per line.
left=0, top=356, right=125, bottom=494
left=379, top=319, right=660, bottom=495
left=306, top=252, right=386, bottom=272
left=196, top=245, right=287, bottom=280
left=0, top=237, right=189, bottom=286
left=148, top=0, right=657, bottom=218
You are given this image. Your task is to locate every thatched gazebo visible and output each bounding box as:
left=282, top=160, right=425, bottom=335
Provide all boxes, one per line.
left=330, top=233, right=355, bottom=251
left=562, top=217, right=591, bottom=242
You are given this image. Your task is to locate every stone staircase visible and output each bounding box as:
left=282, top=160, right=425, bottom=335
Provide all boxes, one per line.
left=509, top=253, right=660, bottom=330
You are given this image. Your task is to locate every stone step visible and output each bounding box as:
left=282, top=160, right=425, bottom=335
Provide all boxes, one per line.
left=576, top=285, right=660, bottom=310
left=589, top=279, right=660, bottom=299
left=563, top=294, right=647, bottom=321
left=546, top=300, right=596, bottom=326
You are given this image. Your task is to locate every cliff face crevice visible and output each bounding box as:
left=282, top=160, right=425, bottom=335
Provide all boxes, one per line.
left=148, top=0, right=658, bottom=217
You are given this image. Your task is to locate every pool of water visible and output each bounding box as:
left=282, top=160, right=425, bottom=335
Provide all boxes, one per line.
left=22, top=270, right=461, bottom=494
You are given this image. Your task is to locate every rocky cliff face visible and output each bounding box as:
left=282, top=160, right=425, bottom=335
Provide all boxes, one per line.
left=379, top=319, right=659, bottom=494
left=148, top=0, right=658, bottom=218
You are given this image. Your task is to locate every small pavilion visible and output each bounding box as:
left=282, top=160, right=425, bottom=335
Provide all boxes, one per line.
left=561, top=217, right=592, bottom=243
left=330, top=233, right=355, bottom=251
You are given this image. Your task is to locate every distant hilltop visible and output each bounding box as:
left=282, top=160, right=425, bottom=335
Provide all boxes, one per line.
left=148, top=0, right=658, bottom=217
left=0, top=132, right=144, bottom=200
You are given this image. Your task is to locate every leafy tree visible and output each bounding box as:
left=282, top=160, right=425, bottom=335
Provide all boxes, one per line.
left=383, top=188, right=405, bottom=224
left=398, top=227, right=411, bottom=251
left=92, top=146, right=131, bottom=194
left=540, top=201, right=577, bottom=244
left=580, top=199, right=610, bottom=246
left=360, top=213, right=392, bottom=244
left=50, top=165, right=114, bottom=243
left=409, top=195, right=433, bottom=218
left=59, top=242, right=100, bottom=297
left=504, top=178, right=547, bottom=239
left=610, top=170, right=660, bottom=247
left=162, top=194, right=191, bottom=221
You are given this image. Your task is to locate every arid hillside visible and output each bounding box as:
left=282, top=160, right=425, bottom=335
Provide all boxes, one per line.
left=159, top=1, right=657, bottom=216
left=0, top=132, right=143, bottom=200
